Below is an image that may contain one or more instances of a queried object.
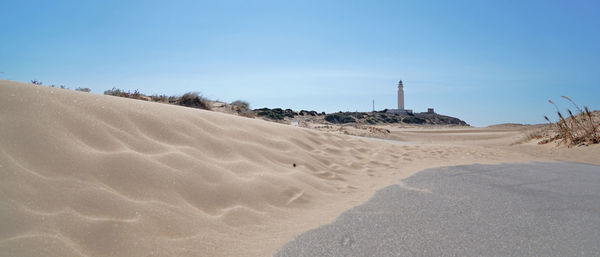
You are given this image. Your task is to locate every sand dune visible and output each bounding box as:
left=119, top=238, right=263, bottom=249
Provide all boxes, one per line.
left=0, top=80, right=560, bottom=256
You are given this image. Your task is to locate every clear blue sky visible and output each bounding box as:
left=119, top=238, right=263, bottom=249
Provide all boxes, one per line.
left=1, top=0, right=599, bottom=126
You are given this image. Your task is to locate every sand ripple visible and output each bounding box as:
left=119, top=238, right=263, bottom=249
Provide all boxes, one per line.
left=0, top=80, right=541, bottom=256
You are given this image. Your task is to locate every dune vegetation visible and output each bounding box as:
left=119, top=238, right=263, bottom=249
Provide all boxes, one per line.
left=535, top=96, right=600, bottom=146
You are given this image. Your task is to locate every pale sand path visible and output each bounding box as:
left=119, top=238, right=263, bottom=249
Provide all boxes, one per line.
left=0, top=79, right=591, bottom=257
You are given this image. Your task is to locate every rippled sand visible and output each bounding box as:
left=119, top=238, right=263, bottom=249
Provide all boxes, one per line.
left=0, top=80, right=581, bottom=256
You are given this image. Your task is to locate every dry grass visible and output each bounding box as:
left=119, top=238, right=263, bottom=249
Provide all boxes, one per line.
left=177, top=92, right=212, bottom=110
left=103, top=87, right=146, bottom=100
left=367, top=126, right=391, bottom=135
left=103, top=88, right=213, bottom=110
left=231, top=100, right=249, bottom=110
left=230, top=100, right=254, bottom=117
left=540, top=96, right=599, bottom=146
left=149, top=94, right=169, bottom=103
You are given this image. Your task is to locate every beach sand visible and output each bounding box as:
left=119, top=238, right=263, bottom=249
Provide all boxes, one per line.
left=0, top=79, right=596, bottom=256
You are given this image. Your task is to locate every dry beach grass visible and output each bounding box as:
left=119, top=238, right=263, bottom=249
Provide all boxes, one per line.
left=540, top=97, right=600, bottom=146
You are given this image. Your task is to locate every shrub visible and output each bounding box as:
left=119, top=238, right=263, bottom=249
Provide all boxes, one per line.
left=104, top=87, right=123, bottom=96
left=366, top=116, right=377, bottom=124
left=325, top=113, right=356, bottom=124
left=256, top=108, right=285, bottom=120
left=231, top=100, right=250, bottom=110
left=150, top=94, right=168, bottom=103
left=403, top=116, right=426, bottom=124
left=230, top=100, right=251, bottom=116
left=168, top=96, right=178, bottom=104
left=284, top=109, right=296, bottom=118
left=130, top=89, right=144, bottom=100
left=349, top=112, right=365, bottom=119
left=178, top=92, right=211, bottom=110
left=384, top=116, right=400, bottom=123
left=299, top=110, right=319, bottom=116
left=103, top=87, right=146, bottom=100
left=299, top=110, right=318, bottom=116
left=75, top=87, right=91, bottom=92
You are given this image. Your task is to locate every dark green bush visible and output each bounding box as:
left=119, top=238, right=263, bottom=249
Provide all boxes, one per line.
left=299, top=110, right=318, bottom=116
left=284, top=109, right=296, bottom=118
left=366, top=116, right=377, bottom=124
left=403, top=116, right=426, bottom=124
left=349, top=112, right=365, bottom=119
left=256, top=108, right=285, bottom=120
left=384, top=117, right=400, bottom=123
left=325, top=113, right=356, bottom=124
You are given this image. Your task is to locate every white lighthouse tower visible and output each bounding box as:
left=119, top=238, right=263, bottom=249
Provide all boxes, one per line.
left=397, top=80, right=404, bottom=110
left=389, top=80, right=412, bottom=114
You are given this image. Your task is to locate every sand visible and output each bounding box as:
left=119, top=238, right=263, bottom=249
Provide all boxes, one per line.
left=0, top=79, right=596, bottom=257
left=381, top=126, right=600, bottom=165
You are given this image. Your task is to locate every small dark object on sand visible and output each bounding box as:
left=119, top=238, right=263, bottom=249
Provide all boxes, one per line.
left=293, top=163, right=296, bottom=167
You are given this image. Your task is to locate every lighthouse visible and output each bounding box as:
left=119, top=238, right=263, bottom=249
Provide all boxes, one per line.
left=397, top=80, right=404, bottom=110
left=389, top=80, right=412, bottom=114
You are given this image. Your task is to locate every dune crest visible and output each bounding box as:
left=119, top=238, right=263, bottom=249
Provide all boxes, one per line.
left=0, top=80, right=542, bottom=256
